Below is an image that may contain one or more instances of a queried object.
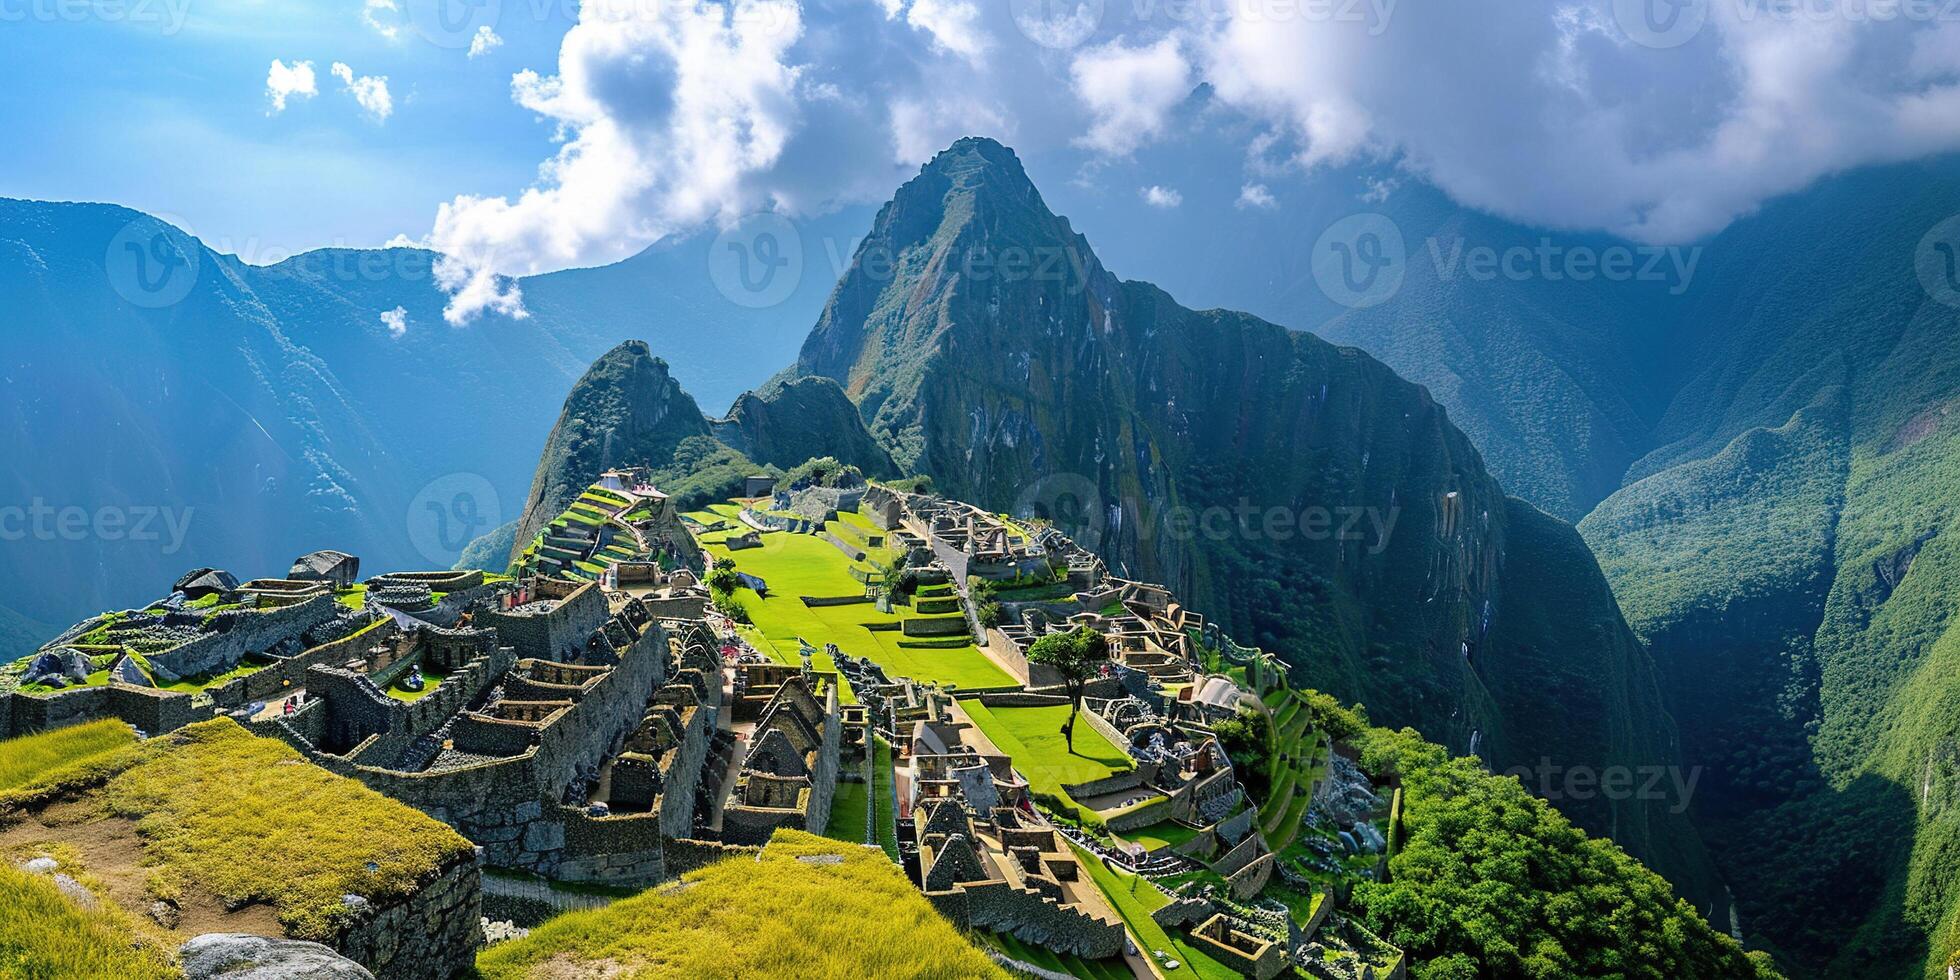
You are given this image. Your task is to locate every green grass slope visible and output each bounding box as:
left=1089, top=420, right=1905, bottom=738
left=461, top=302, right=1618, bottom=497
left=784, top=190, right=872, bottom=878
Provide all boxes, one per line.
left=475, top=829, right=1007, bottom=979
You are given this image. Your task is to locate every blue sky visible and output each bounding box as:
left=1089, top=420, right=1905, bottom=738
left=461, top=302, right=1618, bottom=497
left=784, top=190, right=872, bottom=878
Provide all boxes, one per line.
left=0, top=0, right=570, bottom=256
left=7, top=0, right=1960, bottom=324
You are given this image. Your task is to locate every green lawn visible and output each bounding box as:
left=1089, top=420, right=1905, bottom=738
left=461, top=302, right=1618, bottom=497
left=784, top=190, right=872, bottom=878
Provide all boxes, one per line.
left=0, top=719, right=136, bottom=792
left=872, top=736, right=899, bottom=861
left=385, top=667, right=448, bottom=703
left=705, top=522, right=1014, bottom=691
left=957, top=701, right=1130, bottom=802
left=152, top=656, right=269, bottom=694
left=0, top=718, right=474, bottom=942
left=0, top=864, right=175, bottom=979
left=823, top=779, right=870, bottom=845
left=1068, top=842, right=1238, bottom=979
left=1120, top=819, right=1202, bottom=852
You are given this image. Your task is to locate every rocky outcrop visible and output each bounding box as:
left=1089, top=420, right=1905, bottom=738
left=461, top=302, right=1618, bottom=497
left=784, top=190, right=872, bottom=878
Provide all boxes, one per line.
left=509, top=342, right=714, bottom=561
left=179, top=934, right=374, bottom=980
left=711, top=374, right=895, bottom=476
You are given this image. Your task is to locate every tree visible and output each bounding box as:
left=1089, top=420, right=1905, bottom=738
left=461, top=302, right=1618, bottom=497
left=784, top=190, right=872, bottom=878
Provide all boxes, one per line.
left=1027, top=626, right=1107, bottom=753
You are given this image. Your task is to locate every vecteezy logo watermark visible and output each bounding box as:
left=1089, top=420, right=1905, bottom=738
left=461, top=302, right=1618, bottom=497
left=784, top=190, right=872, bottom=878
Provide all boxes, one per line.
left=1010, top=0, right=1106, bottom=48
left=1312, top=213, right=1406, bottom=309
left=1915, top=214, right=1960, bottom=308
left=709, top=212, right=804, bottom=310
left=0, top=500, right=194, bottom=554
left=1014, top=473, right=1109, bottom=550
left=1501, top=759, right=1703, bottom=814
left=1612, top=0, right=1708, bottom=48
left=105, top=215, right=199, bottom=309
left=1428, top=236, right=1702, bottom=295
left=408, top=473, right=501, bottom=566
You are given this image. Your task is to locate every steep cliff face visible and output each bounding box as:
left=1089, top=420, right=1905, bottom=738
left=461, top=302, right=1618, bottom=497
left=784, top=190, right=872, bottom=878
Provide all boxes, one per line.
left=509, top=342, right=713, bottom=559
left=795, top=137, right=1717, bottom=901
left=1572, top=160, right=1960, bottom=977
left=710, top=375, right=896, bottom=476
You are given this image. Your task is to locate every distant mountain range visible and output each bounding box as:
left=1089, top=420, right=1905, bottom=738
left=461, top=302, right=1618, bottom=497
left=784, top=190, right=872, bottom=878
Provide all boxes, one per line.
left=19, top=135, right=1960, bottom=978
left=0, top=198, right=865, bottom=639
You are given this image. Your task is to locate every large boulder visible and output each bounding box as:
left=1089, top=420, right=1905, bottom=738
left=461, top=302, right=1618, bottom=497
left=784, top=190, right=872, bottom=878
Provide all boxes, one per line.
left=173, top=567, right=239, bottom=600
left=22, top=648, right=92, bottom=687
left=178, top=933, right=374, bottom=980
left=289, top=550, right=361, bottom=587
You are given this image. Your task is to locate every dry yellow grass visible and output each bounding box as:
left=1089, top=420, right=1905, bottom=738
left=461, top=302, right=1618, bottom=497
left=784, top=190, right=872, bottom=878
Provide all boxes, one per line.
left=0, top=862, right=178, bottom=979
left=475, top=830, right=1008, bottom=979
left=0, top=719, right=137, bottom=792
left=0, top=718, right=474, bottom=941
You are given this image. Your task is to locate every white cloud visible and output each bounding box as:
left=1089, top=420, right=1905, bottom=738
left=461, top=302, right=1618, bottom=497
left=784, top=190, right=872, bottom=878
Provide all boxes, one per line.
left=265, top=59, right=317, bottom=113
left=362, top=0, right=399, bottom=39
left=331, top=63, right=393, bottom=122
left=429, top=0, right=812, bottom=323
left=1070, top=36, right=1191, bottom=156
left=1141, top=184, right=1182, bottom=208
left=468, top=25, right=505, bottom=59
left=379, top=306, right=408, bottom=337
left=1192, top=0, right=1960, bottom=242
left=1236, top=183, right=1275, bottom=209
left=880, top=0, right=991, bottom=63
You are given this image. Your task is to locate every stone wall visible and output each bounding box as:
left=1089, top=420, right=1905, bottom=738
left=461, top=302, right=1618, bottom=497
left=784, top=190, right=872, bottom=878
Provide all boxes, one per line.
left=268, top=620, right=675, bottom=881
left=330, top=852, right=482, bottom=980
left=145, top=595, right=340, bottom=682
left=944, top=879, right=1126, bottom=960
left=2, top=685, right=212, bottom=739
left=208, top=618, right=397, bottom=711
left=476, top=583, right=609, bottom=662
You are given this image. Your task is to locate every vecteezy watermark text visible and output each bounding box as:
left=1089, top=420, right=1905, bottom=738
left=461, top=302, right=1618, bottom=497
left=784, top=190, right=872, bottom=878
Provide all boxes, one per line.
left=1501, top=759, right=1703, bottom=814
left=0, top=500, right=194, bottom=554
left=0, top=0, right=191, bottom=33
left=1427, top=236, right=1701, bottom=295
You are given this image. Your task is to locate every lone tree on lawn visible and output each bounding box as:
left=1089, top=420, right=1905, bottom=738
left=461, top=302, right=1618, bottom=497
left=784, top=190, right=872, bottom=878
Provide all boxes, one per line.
left=1027, top=626, right=1108, bottom=753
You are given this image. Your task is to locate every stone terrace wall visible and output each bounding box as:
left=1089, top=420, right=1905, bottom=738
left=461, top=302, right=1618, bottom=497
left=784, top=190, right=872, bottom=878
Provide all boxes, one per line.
left=331, top=852, right=482, bottom=980
left=270, top=621, right=674, bottom=880
left=477, top=583, right=609, bottom=662
left=145, top=595, right=340, bottom=681
left=207, top=618, right=398, bottom=711
left=2, top=685, right=212, bottom=739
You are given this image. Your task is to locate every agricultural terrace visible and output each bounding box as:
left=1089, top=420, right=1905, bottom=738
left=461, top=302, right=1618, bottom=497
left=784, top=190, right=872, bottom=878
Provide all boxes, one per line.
left=1066, top=841, right=1238, bottom=980
left=696, top=501, right=1016, bottom=692
left=957, top=700, right=1130, bottom=807
left=0, top=718, right=475, bottom=942
left=0, top=862, right=176, bottom=980
left=1258, top=693, right=1327, bottom=853
left=0, top=719, right=137, bottom=792
left=475, top=829, right=1009, bottom=979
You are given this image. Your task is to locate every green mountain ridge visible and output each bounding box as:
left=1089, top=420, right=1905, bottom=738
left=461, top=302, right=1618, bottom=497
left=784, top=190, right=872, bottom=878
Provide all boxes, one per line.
left=788, top=136, right=1722, bottom=908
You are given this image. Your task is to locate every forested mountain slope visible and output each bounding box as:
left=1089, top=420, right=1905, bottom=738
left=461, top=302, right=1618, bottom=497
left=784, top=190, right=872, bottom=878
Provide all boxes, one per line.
left=793, top=137, right=1721, bottom=905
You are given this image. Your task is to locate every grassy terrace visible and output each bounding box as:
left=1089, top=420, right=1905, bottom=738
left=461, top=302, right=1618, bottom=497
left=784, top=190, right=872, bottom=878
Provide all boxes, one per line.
left=0, top=719, right=137, bottom=792
left=477, top=829, right=1007, bottom=979
left=0, top=718, right=474, bottom=941
left=702, top=511, right=1015, bottom=692
left=1067, top=842, right=1236, bottom=979
left=384, top=667, right=447, bottom=703
left=872, top=735, right=899, bottom=860
left=0, top=863, right=176, bottom=979
left=957, top=701, right=1129, bottom=807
